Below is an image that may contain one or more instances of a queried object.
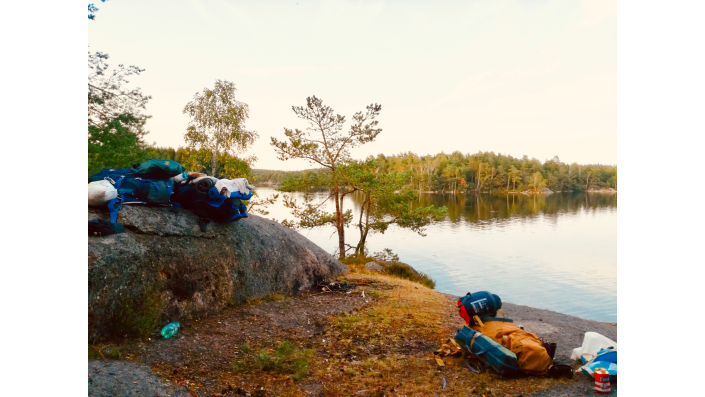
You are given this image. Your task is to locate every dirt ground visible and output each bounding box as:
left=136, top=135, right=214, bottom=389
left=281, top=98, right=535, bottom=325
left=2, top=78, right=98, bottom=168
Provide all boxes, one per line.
left=89, top=270, right=616, bottom=396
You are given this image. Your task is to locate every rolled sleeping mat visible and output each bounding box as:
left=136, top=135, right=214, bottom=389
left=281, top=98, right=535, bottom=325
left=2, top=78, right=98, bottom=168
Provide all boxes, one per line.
left=206, top=186, right=227, bottom=207
left=193, top=177, right=216, bottom=195
left=455, top=325, right=521, bottom=377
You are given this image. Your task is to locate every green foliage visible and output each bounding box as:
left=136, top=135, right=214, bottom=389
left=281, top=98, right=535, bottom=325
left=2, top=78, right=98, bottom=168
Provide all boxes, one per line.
left=88, top=51, right=152, bottom=176
left=359, top=151, right=616, bottom=193
left=88, top=145, right=252, bottom=179
left=246, top=190, right=280, bottom=216
left=341, top=159, right=448, bottom=255
left=271, top=96, right=382, bottom=258
left=172, top=147, right=252, bottom=179
left=277, top=169, right=332, bottom=192
left=373, top=248, right=399, bottom=262
left=281, top=193, right=351, bottom=231
left=88, top=346, right=101, bottom=359
left=183, top=80, right=258, bottom=176
left=233, top=340, right=313, bottom=381
left=88, top=113, right=148, bottom=176
left=265, top=151, right=616, bottom=194
left=384, top=262, right=436, bottom=289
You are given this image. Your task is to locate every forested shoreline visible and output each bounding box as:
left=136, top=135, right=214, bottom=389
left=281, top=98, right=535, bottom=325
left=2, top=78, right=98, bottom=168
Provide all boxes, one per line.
left=253, top=151, right=617, bottom=194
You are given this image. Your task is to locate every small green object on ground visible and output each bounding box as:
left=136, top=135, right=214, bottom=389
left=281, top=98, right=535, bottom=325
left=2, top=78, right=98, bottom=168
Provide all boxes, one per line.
left=161, top=322, right=180, bottom=339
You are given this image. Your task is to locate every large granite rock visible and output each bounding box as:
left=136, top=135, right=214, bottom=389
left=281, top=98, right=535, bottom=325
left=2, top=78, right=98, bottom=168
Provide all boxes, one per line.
left=88, top=360, right=190, bottom=397
left=88, top=205, right=348, bottom=342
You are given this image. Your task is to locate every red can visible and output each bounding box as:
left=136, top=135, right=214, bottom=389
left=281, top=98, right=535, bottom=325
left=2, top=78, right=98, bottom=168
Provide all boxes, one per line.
left=594, top=368, right=611, bottom=393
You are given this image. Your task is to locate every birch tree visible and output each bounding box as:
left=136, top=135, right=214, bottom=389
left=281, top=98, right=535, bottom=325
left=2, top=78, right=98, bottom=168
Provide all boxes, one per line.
left=183, top=80, right=258, bottom=177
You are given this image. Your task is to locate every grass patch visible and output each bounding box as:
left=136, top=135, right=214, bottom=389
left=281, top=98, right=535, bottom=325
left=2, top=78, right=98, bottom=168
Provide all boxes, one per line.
left=342, top=255, right=436, bottom=289
left=339, top=255, right=374, bottom=266
left=233, top=340, right=313, bottom=381
left=334, top=314, right=362, bottom=331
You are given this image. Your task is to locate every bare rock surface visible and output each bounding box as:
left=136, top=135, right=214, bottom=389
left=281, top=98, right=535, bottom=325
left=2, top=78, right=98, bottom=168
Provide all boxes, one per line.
left=88, top=205, right=348, bottom=342
left=88, top=360, right=190, bottom=397
left=364, top=261, right=385, bottom=272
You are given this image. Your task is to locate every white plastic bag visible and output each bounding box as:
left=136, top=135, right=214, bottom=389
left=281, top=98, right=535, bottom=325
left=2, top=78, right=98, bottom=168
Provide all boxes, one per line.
left=88, top=180, right=118, bottom=206
left=571, top=332, right=617, bottom=363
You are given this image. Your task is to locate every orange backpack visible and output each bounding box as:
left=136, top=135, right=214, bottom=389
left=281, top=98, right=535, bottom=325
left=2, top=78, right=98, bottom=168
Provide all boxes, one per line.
left=471, top=320, right=553, bottom=374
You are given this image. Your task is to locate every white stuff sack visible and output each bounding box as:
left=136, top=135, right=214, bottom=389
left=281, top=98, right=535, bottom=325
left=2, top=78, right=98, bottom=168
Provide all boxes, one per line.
left=215, top=178, right=255, bottom=196
left=570, top=332, right=618, bottom=363
left=88, top=180, right=118, bottom=206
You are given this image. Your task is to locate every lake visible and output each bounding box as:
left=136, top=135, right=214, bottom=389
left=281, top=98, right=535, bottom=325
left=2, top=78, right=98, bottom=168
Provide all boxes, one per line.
left=254, top=187, right=617, bottom=323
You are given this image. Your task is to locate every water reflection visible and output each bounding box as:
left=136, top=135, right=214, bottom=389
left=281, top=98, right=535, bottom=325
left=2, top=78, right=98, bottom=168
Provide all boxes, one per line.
left=257, top=188, right=617, bottom=322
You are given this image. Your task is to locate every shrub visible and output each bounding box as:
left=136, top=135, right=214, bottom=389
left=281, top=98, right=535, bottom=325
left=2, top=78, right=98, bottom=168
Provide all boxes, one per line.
left=385, top=262, right=436, bottom=289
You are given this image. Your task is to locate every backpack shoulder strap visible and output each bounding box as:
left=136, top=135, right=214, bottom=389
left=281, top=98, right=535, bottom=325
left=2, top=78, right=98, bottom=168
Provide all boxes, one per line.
left=107, top=198, right=122, bottom=223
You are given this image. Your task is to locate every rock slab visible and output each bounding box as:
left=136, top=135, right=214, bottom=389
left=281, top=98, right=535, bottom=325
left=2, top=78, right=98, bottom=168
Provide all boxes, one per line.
left=88, top=360, right=190, bottom=397
left=88, top=205, right=348, bottom=342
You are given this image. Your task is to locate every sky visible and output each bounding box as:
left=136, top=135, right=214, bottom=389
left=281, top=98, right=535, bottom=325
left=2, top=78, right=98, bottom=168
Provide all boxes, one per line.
left=88, top=0, right=616, bottom=171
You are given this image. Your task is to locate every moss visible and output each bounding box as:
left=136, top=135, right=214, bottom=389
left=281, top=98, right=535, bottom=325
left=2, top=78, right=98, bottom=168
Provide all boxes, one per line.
left=88, top=345, right=120, bottom=359
left=111, top=288, right=164, bottom=338
left=88, top=346, right=101, bottom=359
left=265, top=293, right=287, bottom=301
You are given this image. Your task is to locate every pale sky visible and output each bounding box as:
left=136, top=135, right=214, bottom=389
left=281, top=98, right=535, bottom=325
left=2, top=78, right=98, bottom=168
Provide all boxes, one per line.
left=88, top=0, right=616, bottom=171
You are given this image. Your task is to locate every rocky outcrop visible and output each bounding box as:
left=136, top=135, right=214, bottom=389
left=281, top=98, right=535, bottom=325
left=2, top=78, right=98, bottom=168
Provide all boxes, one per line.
left=88, top=205, right=348, bottom=342
left=587, top=187, right=617, bottom=193
left=365, top=262, right=385, bottom=273
left=521, top=187, right=554, bottom=195
left=88, top=360, right=190, bottom=397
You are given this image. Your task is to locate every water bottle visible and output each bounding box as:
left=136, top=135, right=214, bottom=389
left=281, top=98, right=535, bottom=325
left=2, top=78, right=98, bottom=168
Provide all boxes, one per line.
left=161, top=322, right=180, bottom=339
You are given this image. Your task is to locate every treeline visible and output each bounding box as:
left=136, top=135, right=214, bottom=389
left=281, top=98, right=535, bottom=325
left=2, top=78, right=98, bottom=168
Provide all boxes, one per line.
left=254, top=151, right=617, bottom=193
left=89, top=145, right=251, bottom=180
left=252, top=168, right=330, bottom=191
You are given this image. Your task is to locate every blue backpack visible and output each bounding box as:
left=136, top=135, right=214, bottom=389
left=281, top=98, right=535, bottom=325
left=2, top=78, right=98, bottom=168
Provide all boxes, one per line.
left=88, top=160, right=185, bottom=222
left=454, top=325, right=521, bottom=377
left=170, top=177, right=252, bottom=223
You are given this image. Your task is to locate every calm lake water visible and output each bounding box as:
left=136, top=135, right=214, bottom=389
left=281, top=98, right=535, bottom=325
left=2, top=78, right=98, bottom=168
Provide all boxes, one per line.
left=255, top=187, right=617, bottom=323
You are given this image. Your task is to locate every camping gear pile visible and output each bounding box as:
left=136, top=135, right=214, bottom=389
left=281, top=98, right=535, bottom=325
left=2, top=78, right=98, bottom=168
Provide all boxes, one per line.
left=572, top=332, right=617, bottom=381
left=88, top=159, right=255, bottom=233
left=453, top=291, right=572, bottom=378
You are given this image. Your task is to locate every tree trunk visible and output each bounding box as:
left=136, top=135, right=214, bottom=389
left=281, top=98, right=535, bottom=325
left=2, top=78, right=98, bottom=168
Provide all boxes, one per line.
left=334, top=183, right=345, bottom=259
left=356, top=199, right=371, bottom=257
left=355, top=194, right=368, bottom=256
left=211, top=147, right=218, bottom=177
